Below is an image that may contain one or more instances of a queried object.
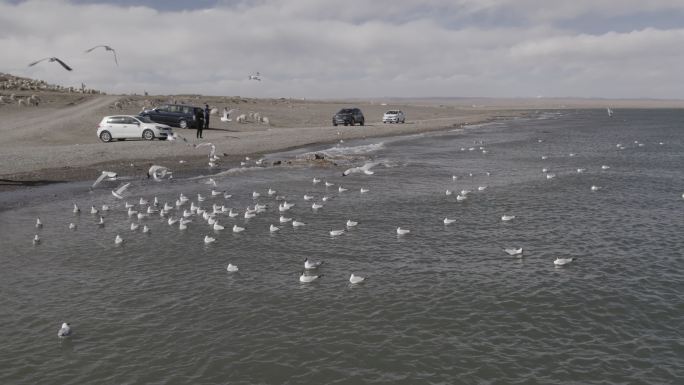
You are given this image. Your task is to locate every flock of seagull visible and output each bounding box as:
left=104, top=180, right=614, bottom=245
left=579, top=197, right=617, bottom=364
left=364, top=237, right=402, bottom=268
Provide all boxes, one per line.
left=28, top=45, right=118, bottom=71
left=29, top=133, right=680, bottom=339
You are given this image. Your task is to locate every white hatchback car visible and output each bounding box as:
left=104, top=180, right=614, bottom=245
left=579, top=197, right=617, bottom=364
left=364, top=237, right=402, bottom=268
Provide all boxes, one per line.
left=383, top=110, right=406, bottom=123
left=97, top=115, right=173, bottom=142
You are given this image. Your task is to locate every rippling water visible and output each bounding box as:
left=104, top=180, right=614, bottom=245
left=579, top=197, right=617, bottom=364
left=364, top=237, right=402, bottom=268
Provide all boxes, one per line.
left=1, top=109, right=683, bottom=384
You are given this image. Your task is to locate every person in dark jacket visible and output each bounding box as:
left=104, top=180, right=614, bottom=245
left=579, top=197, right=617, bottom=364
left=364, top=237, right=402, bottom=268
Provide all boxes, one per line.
left=203, top=104, right=210, bottom=131
left=195, top=108, right=204, bottom=139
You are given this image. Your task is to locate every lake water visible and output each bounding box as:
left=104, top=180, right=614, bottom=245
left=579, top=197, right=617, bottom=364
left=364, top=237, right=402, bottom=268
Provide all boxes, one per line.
left=1, top=109, right=682, bottom=384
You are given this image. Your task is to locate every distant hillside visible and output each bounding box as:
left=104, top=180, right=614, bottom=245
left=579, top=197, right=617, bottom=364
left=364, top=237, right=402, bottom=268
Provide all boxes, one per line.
left=0, top=73, right=103, bottom=94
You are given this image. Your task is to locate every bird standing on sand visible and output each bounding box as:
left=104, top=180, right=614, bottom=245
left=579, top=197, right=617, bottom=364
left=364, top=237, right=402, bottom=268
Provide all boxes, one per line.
left=85, top=45, right=118, bottom=66
left=28, top=57, right=73, bottom=71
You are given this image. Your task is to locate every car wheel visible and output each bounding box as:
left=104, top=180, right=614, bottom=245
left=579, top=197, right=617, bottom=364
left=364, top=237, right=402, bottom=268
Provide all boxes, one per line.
left=143, top=129, right=155, bottom=140
left=333, top=123, right=338, bottom=126
left=344, top=122, right=348, bottom=126
left=350, top=119, right=355, bottom=126
left=360, top=119, right=364, bottom=126
left=179, top=119, right=188, bottom=129
left=99, top=131, right=112, bottom=143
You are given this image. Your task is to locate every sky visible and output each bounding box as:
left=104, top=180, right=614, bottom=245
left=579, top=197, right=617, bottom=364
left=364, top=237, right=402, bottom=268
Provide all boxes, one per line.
left=2, top=0, right=684, bottom=99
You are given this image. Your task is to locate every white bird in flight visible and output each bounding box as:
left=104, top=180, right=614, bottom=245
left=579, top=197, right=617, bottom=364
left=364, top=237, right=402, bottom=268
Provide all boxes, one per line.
left=85, top=45, right=118, bottom=66
left=112, top=182, right=131, bottom=199
left=248, top=72, right=262, bottom=81
left=28, top=57, right=73, bottom=71
left=91, top=171, right=117, bottom=188
left=342, top=162, right=377, bottom=176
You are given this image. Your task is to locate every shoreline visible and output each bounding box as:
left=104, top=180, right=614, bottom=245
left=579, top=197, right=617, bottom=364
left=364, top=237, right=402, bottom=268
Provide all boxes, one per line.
left=0, top=110, right=519, bottom=191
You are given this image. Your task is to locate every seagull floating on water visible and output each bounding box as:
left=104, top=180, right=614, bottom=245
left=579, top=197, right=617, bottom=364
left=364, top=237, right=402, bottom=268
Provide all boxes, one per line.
left=504, top=247, right=523, bottom=256
left=330, top=229, right=345, bottom=236
left=346, top=219, right=358, bottom=227
left=58, top=322, right=72, bottom=338
left=33, top=234, right=40, bottom=244
left=35, top=217, right=42, bottom=228
left=115, top=234, right=123, bottom=244
left=396, top=227, right=410, bottom=235
left=233, top=225, right=245, bottom=233
left=349, top=274, right=366, bottom=284
left=204, top=235, right=216, bottom=244
left=554, top=257, right=576, bottom=266
left=443, top=218, right=455, bottom=225
left=501, top=215, right=516, bottom=221
left=226, top=264, right=239, bottom=272
left=299, top=272, right=322, bottom=283
left=304, top=258, right=323, bottom=270
left=69, top=223, right=77, bottom=230
left=292, top=220, right=306, bottom=227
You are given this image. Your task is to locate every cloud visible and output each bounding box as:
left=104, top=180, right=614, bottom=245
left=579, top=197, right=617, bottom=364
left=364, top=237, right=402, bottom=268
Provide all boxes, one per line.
left=1, top=0, right=683, bottom=98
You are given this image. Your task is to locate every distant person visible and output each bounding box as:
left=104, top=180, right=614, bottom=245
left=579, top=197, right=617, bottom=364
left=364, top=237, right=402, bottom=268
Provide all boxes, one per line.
left=195, top=108, right=204, bottom=139
left=204, top=104, right=210, bottom=131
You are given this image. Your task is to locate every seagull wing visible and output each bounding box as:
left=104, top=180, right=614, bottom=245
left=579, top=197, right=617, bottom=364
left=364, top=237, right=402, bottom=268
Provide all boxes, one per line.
left=85, top=45, right=105, bottom=53
left=52, top=57, right=73, bottom=71
left=111, top=49, right=118, bottom=66
left=92, top=171, right=110, bottom=188
left=28, top=57, right=49, bottom=67
left=114, top=182, right=130, bottom=195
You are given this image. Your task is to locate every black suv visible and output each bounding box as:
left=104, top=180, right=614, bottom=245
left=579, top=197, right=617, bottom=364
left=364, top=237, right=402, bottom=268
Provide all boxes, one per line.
left=332, top=108, right=365, bottom=126
left=140, top=104, right=203, bottom=129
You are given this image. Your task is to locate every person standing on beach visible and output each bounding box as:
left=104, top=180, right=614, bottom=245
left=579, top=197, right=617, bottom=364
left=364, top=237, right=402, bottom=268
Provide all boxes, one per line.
left=203, top=104, right=210, bottom=132
left=195, top=108, right=204, bottom=139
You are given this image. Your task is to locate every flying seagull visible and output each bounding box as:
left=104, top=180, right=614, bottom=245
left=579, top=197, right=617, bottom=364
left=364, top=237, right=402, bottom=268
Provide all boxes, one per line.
left=28, top=57, right=73, bottom=71
left=85, top=45, right=118, bottom=66
left=248, top=72, right=261, bottom=81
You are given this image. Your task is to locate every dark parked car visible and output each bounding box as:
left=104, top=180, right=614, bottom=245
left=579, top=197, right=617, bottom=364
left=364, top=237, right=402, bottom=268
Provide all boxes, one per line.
left=139, top=104, right=204, bottom=129
left=332, top=108, right=365, bottom=126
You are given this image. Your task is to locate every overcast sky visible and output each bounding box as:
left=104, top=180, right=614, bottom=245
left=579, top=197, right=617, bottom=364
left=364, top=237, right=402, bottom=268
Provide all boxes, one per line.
left=2, top=0, right=684, bottom=99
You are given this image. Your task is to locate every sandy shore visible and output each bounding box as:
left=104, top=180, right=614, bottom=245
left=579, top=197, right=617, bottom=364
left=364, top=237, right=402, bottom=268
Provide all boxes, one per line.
left=1, top=92, right=682, bottom=192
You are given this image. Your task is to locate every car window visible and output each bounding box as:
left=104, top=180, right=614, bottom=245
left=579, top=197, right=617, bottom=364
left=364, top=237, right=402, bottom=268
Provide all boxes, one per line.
left=181, top=106, right=191, bottom=114
left=106, top=116, right=125, bottom=124
left=136, top=116, right=154, bottom=123
left=339, top=109, right=353, bottom=113
left=122, top=117, right=137, bottom=124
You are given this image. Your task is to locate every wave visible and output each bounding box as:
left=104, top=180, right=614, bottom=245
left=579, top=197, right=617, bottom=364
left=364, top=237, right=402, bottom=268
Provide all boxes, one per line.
left=300, top=142, right=385, bottom=160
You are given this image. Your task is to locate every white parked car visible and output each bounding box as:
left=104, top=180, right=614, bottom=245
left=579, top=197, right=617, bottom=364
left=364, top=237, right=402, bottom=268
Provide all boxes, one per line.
left=383, top=110, right=405, bottom=123
left=97, top=115, right=173, bottom=142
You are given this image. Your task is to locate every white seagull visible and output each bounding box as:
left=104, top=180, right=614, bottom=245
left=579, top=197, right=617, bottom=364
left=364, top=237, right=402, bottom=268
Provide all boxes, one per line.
left=36, top=217, right=43, bottom=228
left=349, top=274, right=366, bottom=284
left=554, top=257, right=576, bottom=266
left=226, top=263, right=239, bottom=272
left=504, top=247, right=523, bottom=256
left=204, top=235, right=216, bottom=244
left=501, top=215, right=516, bottom=221
left=28, top=57, right=73, bottom=71
left=33, top=234, right=40, bottom=244
left=91, top=171, right=117, bottom=188
left=396, top=227, right=410, bottom=235
left=115, top=234, right=123, bottom=244
left=304, top=258, right=323, bottom=270
left=248, top=72, right=262, bottom=81
left=233, top=225, right=245, bottom=233
left=299, top=272, right=322, bottom=283
left=85, top=45, right=118, bottom=65
left=147, top=165, right=171, bottom=181
left=330, top=229, right=345, bottom=236
left=443, top=218, right=456, bottom=225
left=346, top=219, right=358, bottom=227
left=269, top=224, right=280, bottom=232
left=112, top=182, right=131, bottom=199
left=58, top=322, right=72, bottom=337
left=342, top=162, right=377, bottom=176
left=292, top=220, right=306, bottom=227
